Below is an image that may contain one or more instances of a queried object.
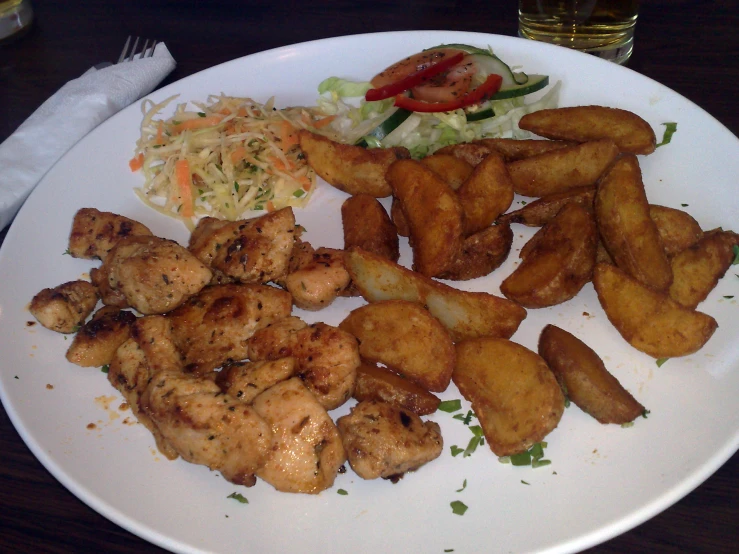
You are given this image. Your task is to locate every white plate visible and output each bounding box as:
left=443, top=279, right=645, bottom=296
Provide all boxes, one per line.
left=1, top=31, right=738, bottom=554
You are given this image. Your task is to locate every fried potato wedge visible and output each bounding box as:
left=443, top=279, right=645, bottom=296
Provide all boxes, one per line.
left=387, top=159, right=464, bottom=277
left=518, top=106, right=657, bottom=155
left=477, top=138, right=576, bottom=161
left=299, top=130, right=409, bottom=197
left=434, top=142, right=492, bottom=167
left=456, top=151, right=514, bottom=236
left=438, top=221, right=513, bottom=281
left=420, top=153, right=474, bottom=190
left=668, top=230, right=739, bottom=309
left=595, top=154, right=673, bottom=292
left=345, top=248, right=527, bottom=341
left=341, top=194, right=399, bottom=262
left=501, top=203, right=597, bottom=308
left=538, top=325, right=645, bottom=424
left=453, top=338, right=565, bottom=456
left=593, top=263, right=717, bottom=358
left=500, top=186, right=595, bottom=227
left=507, top=139, right=620, bottom=197
left=339, top=300, right=455, bottom=392
left=390, top=197, right=410, bottom=237
left=650, top=205, right=704, bottom=256
left=353, top=362, right=441, bottom=415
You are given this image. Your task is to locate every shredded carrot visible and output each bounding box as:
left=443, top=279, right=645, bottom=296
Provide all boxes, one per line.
left=219, top=108, right=232, bottom=115
left=300, top=176, right=312, bottom=191
left=236, top=107, right=248, bottom=117
left=230, top=146, right=247, bottom=163
left=174, top=159, right=194, bottom=217
left=279, top=121, right=299, bottom=152
left=266, top=201, right=275, bottom=212
left=312, top=115, right=337, bottom=129
left=270, top=156, right=293, bottom=172
left=129, top=153, right=144, bottom=172
left=155, top=122, right=166, bottom=145
left=170, top=115, right=224, bottom=134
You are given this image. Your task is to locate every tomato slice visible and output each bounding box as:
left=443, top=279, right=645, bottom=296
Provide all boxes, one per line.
left=394, top=74, right=504, bottom=113
left=370, top=48, right=467, bottom=89
left=365, top=52, right=464, bottom=102
left=410, top=58, right=478, bottom=103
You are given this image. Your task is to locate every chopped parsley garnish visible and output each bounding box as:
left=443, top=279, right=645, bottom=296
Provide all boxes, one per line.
left=724, top=296, right=734, bottom=299
left=100, top=365, right=109, bottom=374
left=450, top=500, right=468, bottom=516
left=521, top=480, right=530, bottom=485
left=227, top=492, right=248, bottom=504
left=501, top=442, right=551, bottom=468
left=656, top=122, right=678, bottom=147
left=438, top=399, right=462, bottom=413
left=732, top=245, right=739, bottom=265
left=450, top=445, right=464, bottom=457
left=234, top=182, right=240, bottom=193
left=453, top=410, right=476, bottom=425
left=656, top=357, right=669, bottom=367
left=463, top=425, right=485, bottom=457
left=642, top=409, right=651, bottom=419
left=63, top=248, right=71, bottom=256
left=456, top=479, right=467, bottom=492
left=197, top=112, right=207, bottom=117
left=681, top=203, right=689, bottom=207
left=337, top=489, right=348, bottom=495
left=293, top=189, right=305, bottom=198
left=621, top=421, right=635, bottom=428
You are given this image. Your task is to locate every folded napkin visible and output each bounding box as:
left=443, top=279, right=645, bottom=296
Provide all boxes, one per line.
left=0, top=42, right=176, bottom=231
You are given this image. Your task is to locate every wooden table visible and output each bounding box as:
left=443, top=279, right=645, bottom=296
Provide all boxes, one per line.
left=1, top=1, right=737, bottom=552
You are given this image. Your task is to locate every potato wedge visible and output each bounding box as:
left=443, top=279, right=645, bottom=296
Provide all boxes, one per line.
left=420, top=153, right=474, bottom=190
left=500, top=186, right=595, bottom=227
left=341, top=194, right=399, bottom=262
left=339, top=300, right=455, bottom=392
left=433, top=142, right=493, bottom=167
left=345, top=248, right=527, bottom=341
left=476, top=138, right=576, bottom=161
left=593, top=263, right=717, bottom=358
left=650, top=205, right=703, bottom=256
left=353, top=362, right=441, bottom=415
left=501, top=203, right=597, bottom=308
left=518, top=106, right=657, bottom=155
left=438, top=221, right=513, bottom=281
left=507, top=139, right=620, bottom=197
left=390, top=197, right=410, bottom=237
left=668, top=230, right=739, bottom=309
left=299, top=130, right=409, bottom=197
left=456, top=151, right=514, bottom=236
left=387, top=159, right=464, bottom=277
left=538, top=325, right=645, bottom=424
left=453, top=338, right=565, bottom=456
left=595, top=154, right=673, bottom=292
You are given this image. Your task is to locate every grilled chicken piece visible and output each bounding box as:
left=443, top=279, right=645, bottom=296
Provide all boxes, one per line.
left=66, top=306, right=136, bottom=367
left=252, top=377, right=346, bottom=494
left=188, top=207, right=297, bottom=284
left=30, top=280, right=98, bottom=333
left=68, top=208, right=152, bottom=261
left=168, top=284, right=292, bottom=375
left=337, top=400, right=443, bottom=481
left=284, top=247, right=353, bottom=310
left=216, top=357, right=298, bottom=404
left=248, top=319, right=359, bottom=410
left=107, top=316, right=185, bottom=460
left=94, top=235, right=212, bottom=314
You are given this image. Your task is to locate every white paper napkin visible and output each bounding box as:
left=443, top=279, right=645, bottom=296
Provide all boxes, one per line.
left=0, top=42, right=177, bottom=231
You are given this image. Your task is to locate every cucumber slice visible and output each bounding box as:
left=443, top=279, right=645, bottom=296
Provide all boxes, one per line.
left=465, top=107, right=495, bottom=122
left=426, top=43, right=530, bottom=86
left=355, top=107, right=413, bottom=147
left=491, top=74, right=549, bottom=100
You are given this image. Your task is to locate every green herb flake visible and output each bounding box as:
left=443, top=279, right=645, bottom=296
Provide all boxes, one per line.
left=510, top=450, right=532, bottom=466
left=656, top=357, right=669, bottom=367
left=101, top=364, right=110, bottom=374
left=520, top=200, right=527, bottom=205
left=337, top=489, right=348, bottom=495
left=444, top=550, right=455, bottom=553
left=456, top=479, right=467, bottom=493
left=681, top=203, right=689, bottom=207
left=450, top=500, right=468, bottom=516
left=521, top=480, right=530, bottom=485
left=438, top=399, right=462, bottom=413
left=621, top=421, right=635, bottom=428
left=463, top=426, right=485, bottom=457
left=234, top=182, right=240, bottom=193
left=63, top=248, right=72, bottom=256
left=531, top=459, right=552, bottom=469
left=452, top=410, right=476, bottom=425
left=732, top=245, right=739, bottom=265
left=724, top=296, right=734, bottom=299
left=656, top=122, right=678, bottom=148
left=197, top=112, right=207, bottom=117
left=498, top=456, right=511, bottom=464
left=293, top=189, right=305, bottom=198
left=642, top=409, right=651, bottom=419
left=227, top=492, right=248, bottom=504
left=450, top=445, right=464, bottom=457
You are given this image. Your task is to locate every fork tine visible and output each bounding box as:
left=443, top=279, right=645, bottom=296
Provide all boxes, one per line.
left=139, top=39, right=150, bottom=60
left=127, top=36, right=140, bottom=62
left=147, top=40, right=158, bottom=58
left=117, top=35, right=132, bottom=64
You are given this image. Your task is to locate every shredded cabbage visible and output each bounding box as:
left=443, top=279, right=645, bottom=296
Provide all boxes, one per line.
left=132, top=94, right=330, bottom=229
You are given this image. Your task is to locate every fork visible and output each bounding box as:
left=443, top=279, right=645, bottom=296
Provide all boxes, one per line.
left=117, top=36, right=158, bottom=63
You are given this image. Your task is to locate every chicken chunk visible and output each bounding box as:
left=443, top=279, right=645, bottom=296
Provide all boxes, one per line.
left=188, top=207, right=296, bottom=284
left=248, top=319, right=360, bottom=410
left=284, top=247, right=352, bottom=310
left=68, top=208, right=152, bottom=261
left=216, top=357, right=298, bottom=404
left=30, top=280, right=98, bottom=333
left=66, top=307, right=136, bottom=367
left=252, top=377, right=346, bottom=494
left=168, top=284, right=292, bottom=375
left=94, top=235, right=212, bottom=314
left=336, top=400, right=443, bottom=481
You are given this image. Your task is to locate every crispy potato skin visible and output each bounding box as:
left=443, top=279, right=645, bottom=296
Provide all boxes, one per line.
left=438, top=221, right=513, bottom=281
left=387, top=159, right=464, bottom=277
left=341, top=194, right=399, bottom=262
left=353, top=362, right=440, bottom=416
left=390, top=198, right=410, bottom=237
left=339, top=300, right=455, bottom=392
left=456, top=151, right=514, bottom=236
left=507, top=139, right=620, bottom=197
left=500, top=186, right=595, bottom=227
left=518, top=106, right=657, bottom=155
left=453, top=338, right=564, bottom=456
left=593, top=263, right=717, bottom=358
left=345, top=248, right=526, bottom=341
left=595, top=154, right=673, bottom=292
left=477, top=138, right=577, bottom=161
left=420, top=153, right=474, bottom=190
left=434, top=142, right=493, bottom=167
left=649, top=205, right=703, bottom=256
left=299, top=130, right=409, bottom=197
left=538, top=325, right=645, bottom=424
left=501, top=203, right=597, bottom=308
left=668, top=230, right=739, bottom=309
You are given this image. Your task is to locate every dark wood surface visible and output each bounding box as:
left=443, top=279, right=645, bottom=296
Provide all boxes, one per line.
left=1, top=0, right=737, bottom=552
